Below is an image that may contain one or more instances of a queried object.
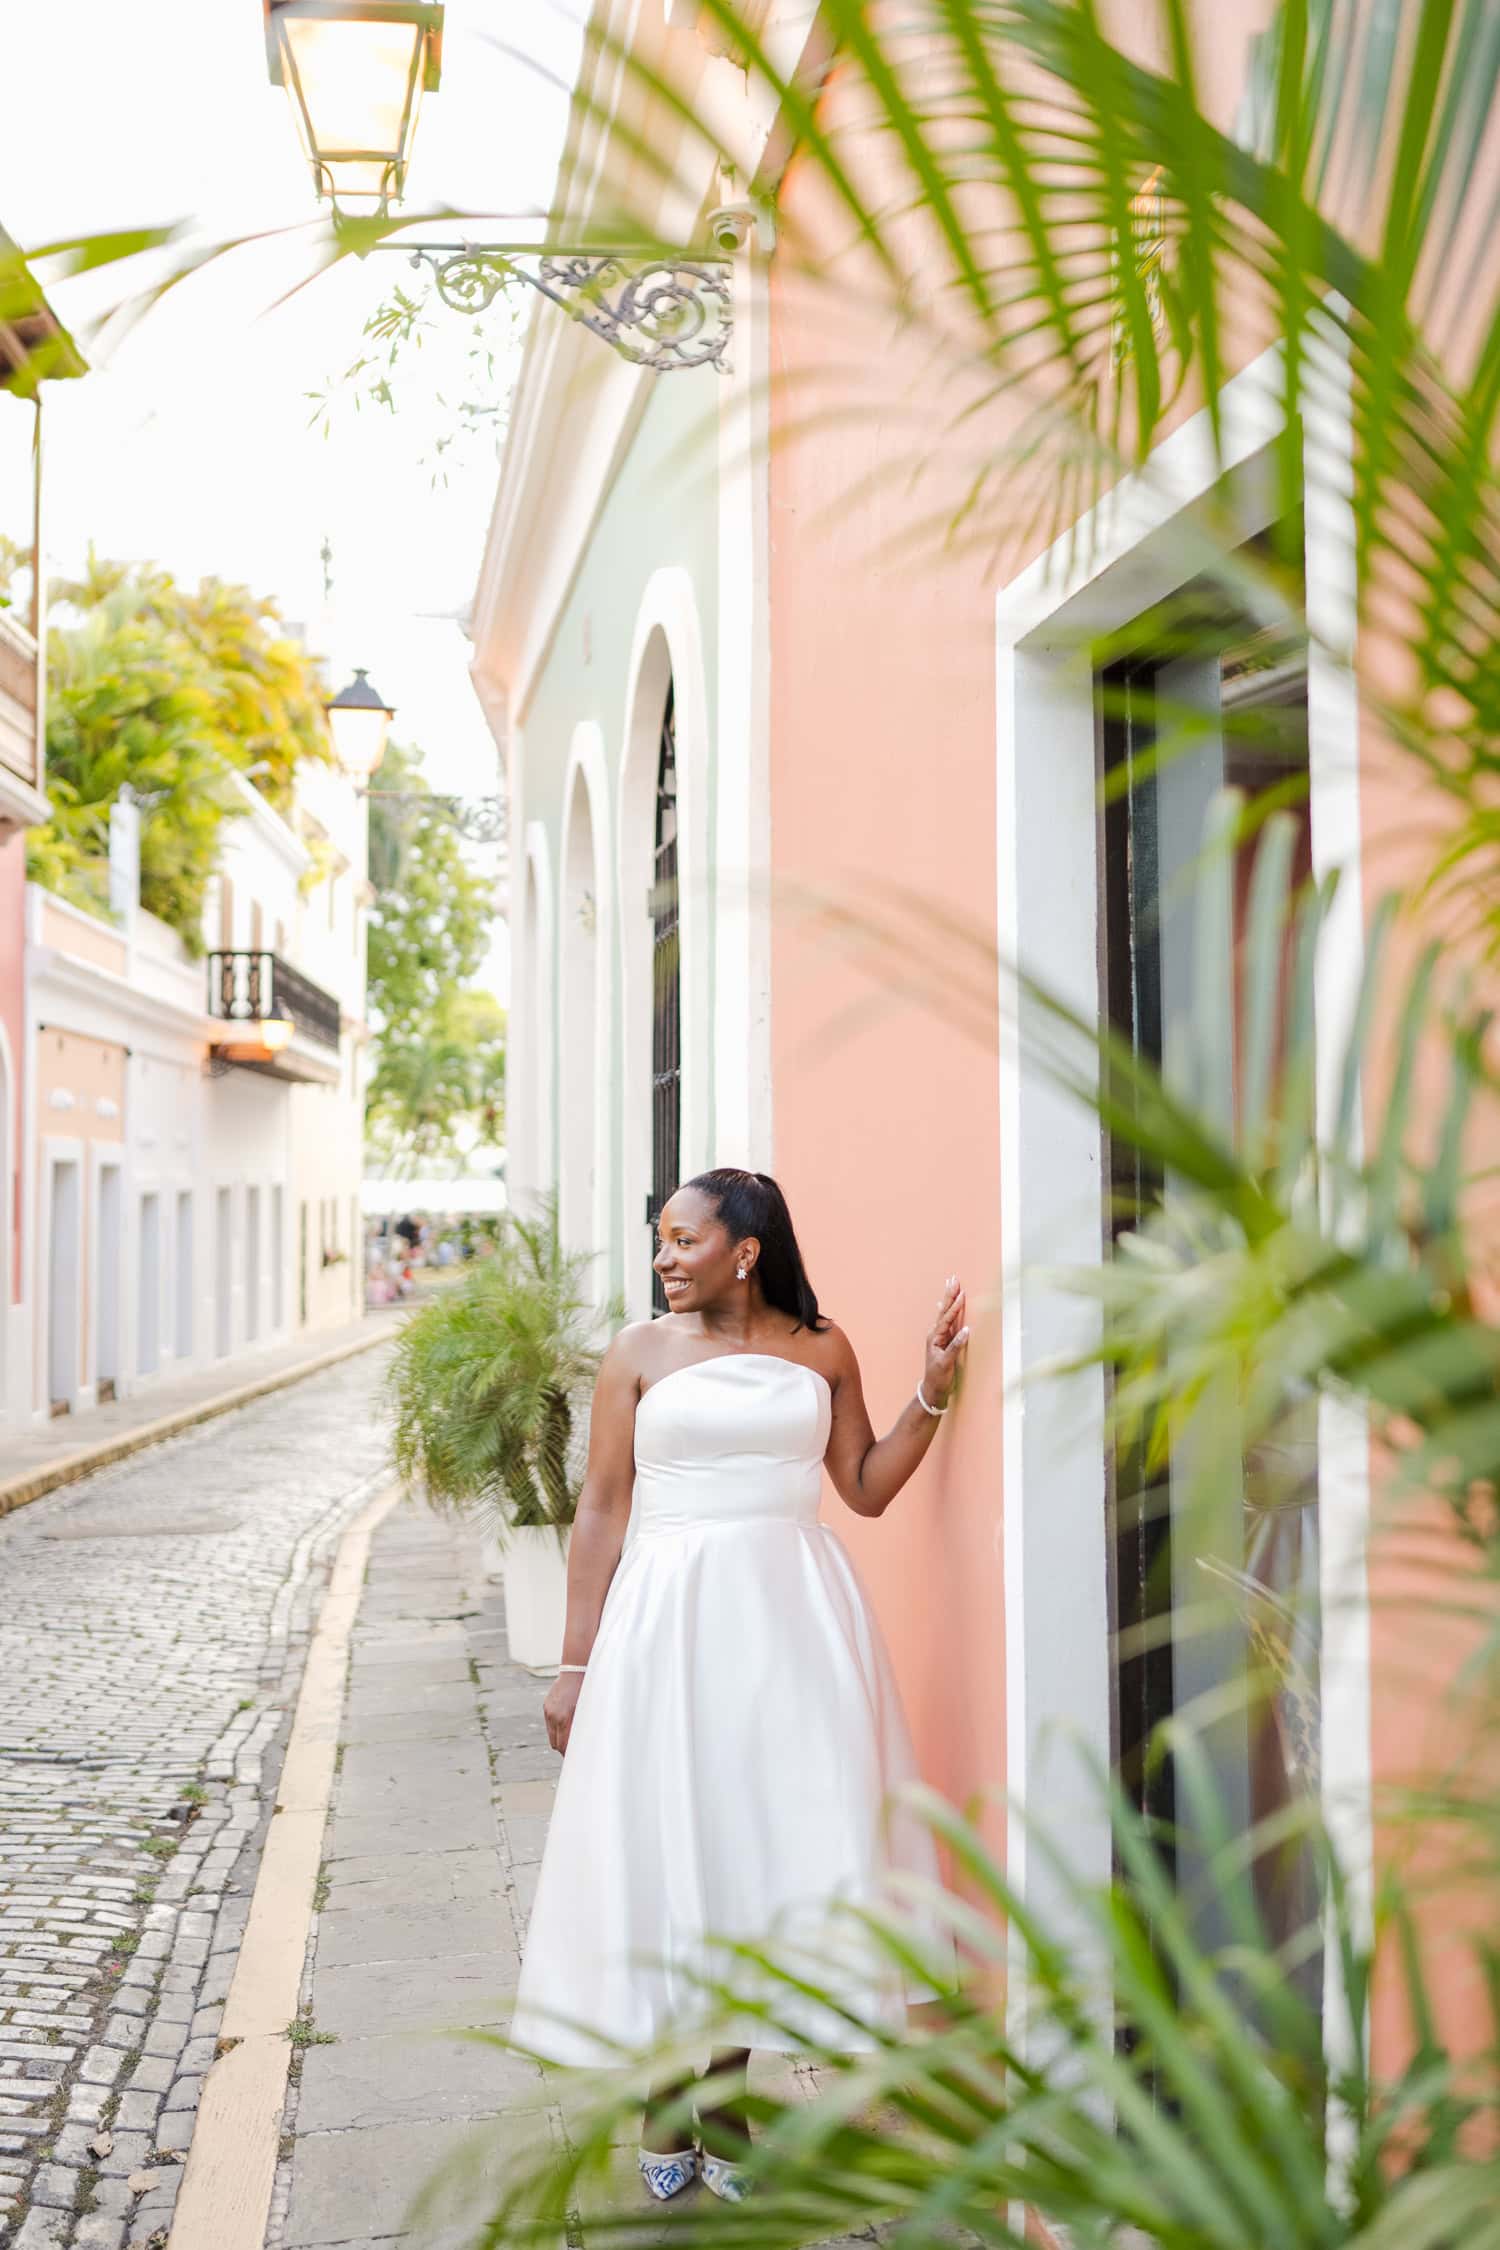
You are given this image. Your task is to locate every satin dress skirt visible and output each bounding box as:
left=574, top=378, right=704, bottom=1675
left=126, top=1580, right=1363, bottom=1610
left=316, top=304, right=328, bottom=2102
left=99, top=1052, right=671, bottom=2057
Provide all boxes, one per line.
left=508, top=1354, right=942, bottom=2066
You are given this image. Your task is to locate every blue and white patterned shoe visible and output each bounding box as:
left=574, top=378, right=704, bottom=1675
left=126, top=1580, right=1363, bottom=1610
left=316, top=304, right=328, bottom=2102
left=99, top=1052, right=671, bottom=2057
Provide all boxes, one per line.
left=638, top=2147, right=699, bottom=2201
left=700, top=2152, right=752, bottom=2202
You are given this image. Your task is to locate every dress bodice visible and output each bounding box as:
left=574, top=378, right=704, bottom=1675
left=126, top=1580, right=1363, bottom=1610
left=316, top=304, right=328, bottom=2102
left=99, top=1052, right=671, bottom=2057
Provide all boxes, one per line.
left=631, top=1354, right=831, bottom=1535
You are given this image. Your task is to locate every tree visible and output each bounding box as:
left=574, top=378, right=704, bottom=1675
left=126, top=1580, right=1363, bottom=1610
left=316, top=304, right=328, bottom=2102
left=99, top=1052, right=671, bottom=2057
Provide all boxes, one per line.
left=310, top=274, right=524, bottom=487
left=364, top=740, right=504, bottom=1169
left=365, top=739, right=495, bottom=1036
left=364, top=985, right=506, bottom=1173
left=28, top=559, right=332, bottom=944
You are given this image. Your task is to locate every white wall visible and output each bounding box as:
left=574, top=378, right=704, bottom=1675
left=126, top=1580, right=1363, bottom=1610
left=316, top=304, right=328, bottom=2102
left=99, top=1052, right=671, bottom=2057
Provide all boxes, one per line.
left=7, top=747, right=371, bottom=1432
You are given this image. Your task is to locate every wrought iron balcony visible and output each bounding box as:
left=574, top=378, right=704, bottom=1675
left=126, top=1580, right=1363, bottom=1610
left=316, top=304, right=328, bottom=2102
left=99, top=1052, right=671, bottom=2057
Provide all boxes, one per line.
left=207, top=950, right=342, bottom=1053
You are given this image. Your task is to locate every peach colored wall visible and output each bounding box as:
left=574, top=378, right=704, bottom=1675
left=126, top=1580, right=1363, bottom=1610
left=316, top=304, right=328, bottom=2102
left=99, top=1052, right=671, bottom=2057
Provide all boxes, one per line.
left=35, top=1027, right=126, bottom=1393
left=0, top=839, right=23, bottom=1305
left=762, top=0, right=1283, bottom=1871
left=1353, top=690, right=1500, bottom=2072
left=768, top=0, right=1495, bottom=2080
left=34, top=1027, right=126, bottom=1139
left=767, top=266, right=1006, bottom=1852
left=42, top=895, right=126, bottom=977
left=766, top=0, right=1497, bottom=2064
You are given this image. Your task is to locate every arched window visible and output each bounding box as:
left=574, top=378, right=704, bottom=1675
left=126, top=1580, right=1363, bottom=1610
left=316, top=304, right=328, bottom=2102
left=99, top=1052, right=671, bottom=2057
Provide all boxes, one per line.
left=648, top=684, right=680, bottom=1312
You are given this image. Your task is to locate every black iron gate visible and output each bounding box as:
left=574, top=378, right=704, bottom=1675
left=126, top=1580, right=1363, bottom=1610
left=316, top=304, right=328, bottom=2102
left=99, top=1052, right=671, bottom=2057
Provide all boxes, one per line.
left=648, top=685, right=681, bottom=1313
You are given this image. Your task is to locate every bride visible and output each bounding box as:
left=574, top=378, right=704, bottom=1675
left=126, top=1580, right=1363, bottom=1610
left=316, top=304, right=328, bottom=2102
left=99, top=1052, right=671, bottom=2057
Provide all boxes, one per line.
left=508, top=1167, right=968, bottom=2201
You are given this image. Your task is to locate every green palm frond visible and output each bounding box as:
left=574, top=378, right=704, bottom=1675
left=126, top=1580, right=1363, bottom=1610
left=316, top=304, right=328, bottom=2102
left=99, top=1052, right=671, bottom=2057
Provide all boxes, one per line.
left=427, top=1781, right=1499, bottom=2250
left=1025, top=791, right=1500, bottom=1548
left=385, top=1203, right=617, bottom=1537
left=563, top=0, right=1500, bottom=932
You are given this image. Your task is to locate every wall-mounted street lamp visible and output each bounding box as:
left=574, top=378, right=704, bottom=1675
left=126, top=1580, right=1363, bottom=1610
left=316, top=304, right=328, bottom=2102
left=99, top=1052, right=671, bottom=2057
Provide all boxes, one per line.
left=326, top=668, right=505, bottom=844
left=263, top=0, right=757, bottom=372
left=325, top=666, right=396, bottom=780
left=263, top=0, right=443, bottom=218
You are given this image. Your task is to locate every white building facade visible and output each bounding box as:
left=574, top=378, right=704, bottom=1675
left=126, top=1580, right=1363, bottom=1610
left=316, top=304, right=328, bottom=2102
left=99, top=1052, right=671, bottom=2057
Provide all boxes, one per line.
left=12, top=757, right=369, bottom=1435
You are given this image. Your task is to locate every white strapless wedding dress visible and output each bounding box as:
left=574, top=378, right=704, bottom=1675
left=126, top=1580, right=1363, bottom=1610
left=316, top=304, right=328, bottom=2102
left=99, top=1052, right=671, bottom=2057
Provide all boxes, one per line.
left=508, top=1352, right=941, bottom=2065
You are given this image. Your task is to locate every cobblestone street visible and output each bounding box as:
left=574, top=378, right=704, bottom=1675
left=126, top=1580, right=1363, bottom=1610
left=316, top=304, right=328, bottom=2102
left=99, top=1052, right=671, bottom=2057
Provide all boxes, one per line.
left=0, top=1352, right=395, bottom=2249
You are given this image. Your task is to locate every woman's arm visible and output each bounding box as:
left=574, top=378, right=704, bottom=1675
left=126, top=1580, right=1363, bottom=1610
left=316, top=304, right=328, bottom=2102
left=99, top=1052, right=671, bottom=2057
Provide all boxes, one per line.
left=823, top=1277, right=968, bottom=1519
left=541, top=1329, right=643, bottom=1754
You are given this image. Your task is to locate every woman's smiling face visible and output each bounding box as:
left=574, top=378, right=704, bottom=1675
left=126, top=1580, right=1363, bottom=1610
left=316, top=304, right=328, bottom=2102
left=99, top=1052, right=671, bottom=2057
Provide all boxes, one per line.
left=653, top=1186, right=752, bottom=1312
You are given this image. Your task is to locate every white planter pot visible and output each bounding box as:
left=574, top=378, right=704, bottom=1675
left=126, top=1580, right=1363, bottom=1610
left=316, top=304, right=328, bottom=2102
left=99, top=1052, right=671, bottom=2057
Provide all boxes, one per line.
left=503, top=1525, right=571, bottom=1673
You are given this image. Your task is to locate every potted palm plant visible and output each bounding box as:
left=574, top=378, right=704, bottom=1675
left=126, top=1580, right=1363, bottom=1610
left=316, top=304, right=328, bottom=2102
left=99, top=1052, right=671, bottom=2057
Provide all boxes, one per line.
left=386, top=1207, right=612, bottom=1671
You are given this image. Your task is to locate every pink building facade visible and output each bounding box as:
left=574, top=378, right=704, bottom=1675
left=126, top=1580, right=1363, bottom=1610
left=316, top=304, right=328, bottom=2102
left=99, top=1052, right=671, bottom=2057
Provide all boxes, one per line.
left=473, top=0, right=1484, bottom=2063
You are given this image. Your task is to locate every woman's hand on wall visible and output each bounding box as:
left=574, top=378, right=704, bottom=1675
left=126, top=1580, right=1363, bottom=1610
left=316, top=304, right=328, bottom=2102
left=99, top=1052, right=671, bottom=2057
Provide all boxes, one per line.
left=923, top=1275, right=968, bottom=1406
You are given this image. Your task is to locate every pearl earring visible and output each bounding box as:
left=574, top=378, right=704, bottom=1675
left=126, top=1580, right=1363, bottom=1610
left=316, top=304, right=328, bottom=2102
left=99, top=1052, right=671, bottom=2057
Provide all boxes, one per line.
left=737, top=1265, right=748, bottom=1281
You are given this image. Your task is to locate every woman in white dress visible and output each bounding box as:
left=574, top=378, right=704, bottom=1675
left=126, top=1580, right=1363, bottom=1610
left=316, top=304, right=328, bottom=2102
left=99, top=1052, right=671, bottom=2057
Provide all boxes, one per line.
left=509, top=1168, right=968, bottom=2201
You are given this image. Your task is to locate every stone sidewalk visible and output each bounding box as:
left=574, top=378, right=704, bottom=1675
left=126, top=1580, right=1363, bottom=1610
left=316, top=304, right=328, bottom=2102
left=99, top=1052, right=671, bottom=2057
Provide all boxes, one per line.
left=0, top=1318, right=398, bottom=1520
left=268, top=1504, right=825, bottom=2250
left=268, top=1505, right=544, bottom=2249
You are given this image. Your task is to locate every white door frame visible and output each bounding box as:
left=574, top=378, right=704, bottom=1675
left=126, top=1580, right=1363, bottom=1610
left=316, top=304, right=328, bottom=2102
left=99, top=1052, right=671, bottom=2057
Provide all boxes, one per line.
left=134, top=1174, right=165, bottom=1385
left=174, top=1183, right=197, bottom=1364
left=39, top=1135, right=85, bottom=1418
left=995, top=341, right=1371, bottom=1992
left=89, top=1141, right=125, bottom=1400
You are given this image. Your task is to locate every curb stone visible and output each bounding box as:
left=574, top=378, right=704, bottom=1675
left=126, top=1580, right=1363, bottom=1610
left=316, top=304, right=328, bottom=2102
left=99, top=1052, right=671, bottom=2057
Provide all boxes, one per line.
left=0, top=1324, right=392, bottom=1522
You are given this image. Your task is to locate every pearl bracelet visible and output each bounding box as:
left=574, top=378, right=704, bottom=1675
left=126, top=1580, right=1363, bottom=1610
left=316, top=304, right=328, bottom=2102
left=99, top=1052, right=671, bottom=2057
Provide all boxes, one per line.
left=915, top=1380, right=950, bottom=1417
left=558, top=1662, right=587, bottom=1673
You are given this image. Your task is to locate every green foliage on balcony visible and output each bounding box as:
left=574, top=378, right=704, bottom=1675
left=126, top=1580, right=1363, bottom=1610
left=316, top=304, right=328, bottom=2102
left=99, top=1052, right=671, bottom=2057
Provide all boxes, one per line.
left=26, top=556, right=332, bottom=949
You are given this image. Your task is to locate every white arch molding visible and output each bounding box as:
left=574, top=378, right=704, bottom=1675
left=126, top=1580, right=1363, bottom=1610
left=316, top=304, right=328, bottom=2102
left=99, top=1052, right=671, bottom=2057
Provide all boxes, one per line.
left=519, top=822, right=556, bottom=1214
left=616, top=567, right=712, bottom=1322
left=558, top=726, right=613, bottom=1294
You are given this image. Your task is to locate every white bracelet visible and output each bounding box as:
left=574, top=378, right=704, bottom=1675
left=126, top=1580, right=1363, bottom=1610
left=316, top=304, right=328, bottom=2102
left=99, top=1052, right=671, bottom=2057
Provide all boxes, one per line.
left=558, top=1662, right=587, bottom=1673
left=915, top=1380, right=949, bottom=1418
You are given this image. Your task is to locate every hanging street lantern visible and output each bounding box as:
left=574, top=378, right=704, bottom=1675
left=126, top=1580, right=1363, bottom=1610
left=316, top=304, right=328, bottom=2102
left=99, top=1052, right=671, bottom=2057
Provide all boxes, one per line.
left=326, top=669, right=506, bottom=841
left=261, top=0, right=743, bottom=372
left=263, top=1, right=444, bottom=217
left=325, top=668, right=396, bottom=779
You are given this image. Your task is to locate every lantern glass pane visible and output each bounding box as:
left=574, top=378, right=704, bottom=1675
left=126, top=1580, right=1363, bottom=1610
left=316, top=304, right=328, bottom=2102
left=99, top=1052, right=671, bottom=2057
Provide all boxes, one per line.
left=327, top=703, right=392, bottom=780
left=281, top=17, right=420, bottom=161
left=320, top=157, right=396, bottom=199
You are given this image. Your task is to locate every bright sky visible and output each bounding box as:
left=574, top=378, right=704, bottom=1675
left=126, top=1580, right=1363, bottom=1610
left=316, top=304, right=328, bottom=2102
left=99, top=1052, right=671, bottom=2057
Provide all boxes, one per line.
left=1, top=0, right=587, bottom=1001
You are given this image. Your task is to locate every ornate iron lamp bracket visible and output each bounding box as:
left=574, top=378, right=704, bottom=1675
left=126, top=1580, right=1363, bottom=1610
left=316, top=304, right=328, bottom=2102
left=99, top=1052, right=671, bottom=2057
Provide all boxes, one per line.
left=362, top=787, right=507, bottom=844
left=403, top=245, right=734, bottom=374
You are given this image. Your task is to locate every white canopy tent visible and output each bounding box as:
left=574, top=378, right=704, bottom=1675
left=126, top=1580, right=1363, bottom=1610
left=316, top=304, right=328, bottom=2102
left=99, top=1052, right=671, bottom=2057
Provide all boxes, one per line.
left=360, top=1177, right=509, bottom=1217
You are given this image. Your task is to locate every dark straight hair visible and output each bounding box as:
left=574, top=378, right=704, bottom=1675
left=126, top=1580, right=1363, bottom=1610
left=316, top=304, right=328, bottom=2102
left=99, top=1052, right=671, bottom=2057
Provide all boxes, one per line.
left=682, top=1169, right=828, bottom=1333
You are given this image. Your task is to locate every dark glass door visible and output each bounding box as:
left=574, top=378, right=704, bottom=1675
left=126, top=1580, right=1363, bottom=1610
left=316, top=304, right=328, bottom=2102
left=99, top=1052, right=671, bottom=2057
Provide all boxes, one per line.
left=648, top=686, right=680, bottom=1313
left=1095, top=530, right=1322, bottom=2004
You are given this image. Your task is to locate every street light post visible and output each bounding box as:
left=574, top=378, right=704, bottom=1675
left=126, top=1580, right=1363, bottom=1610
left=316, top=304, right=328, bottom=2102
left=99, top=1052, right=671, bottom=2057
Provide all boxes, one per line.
left=263, top=0, right=757, bottom=372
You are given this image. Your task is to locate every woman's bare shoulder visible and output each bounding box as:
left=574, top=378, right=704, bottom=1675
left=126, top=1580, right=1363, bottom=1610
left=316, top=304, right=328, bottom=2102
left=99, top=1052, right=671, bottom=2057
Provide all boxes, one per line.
left=599, top=1321, right=656, bottom=1390
left=805, top=1320, right=859, bottom=1387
